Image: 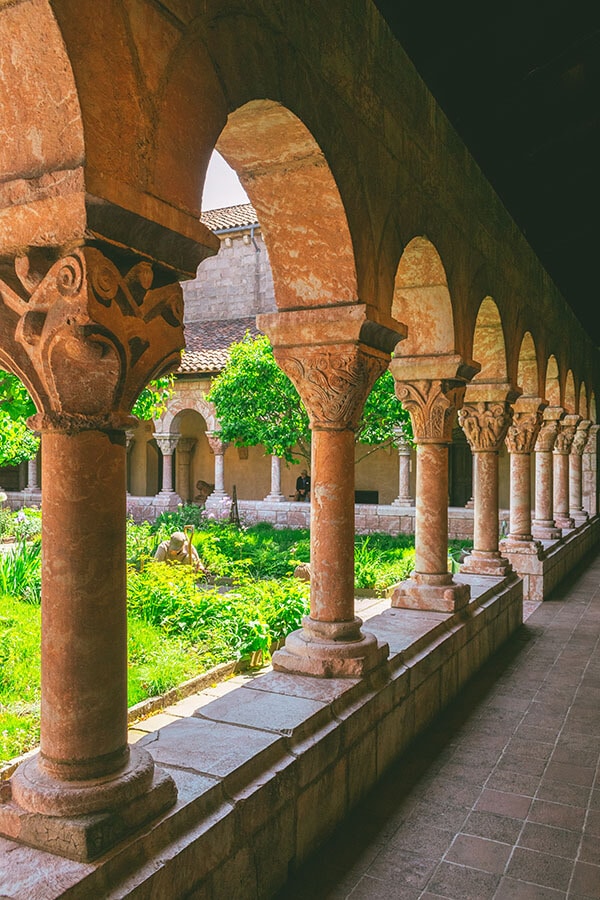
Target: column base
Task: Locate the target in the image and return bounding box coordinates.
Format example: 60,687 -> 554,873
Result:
554,515 -> 575,530
532,520 -> 562,540
271,616 -> 388,678
0,748 -> 176,862
390,576 -> 470,612
571,510 -> 589,527
499,537 -> 544,558
391,497 -> 414,507
264,492 -> 286,502
460,550 -> 513,577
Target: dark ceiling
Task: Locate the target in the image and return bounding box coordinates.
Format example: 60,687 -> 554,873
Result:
372,0 -> 600,347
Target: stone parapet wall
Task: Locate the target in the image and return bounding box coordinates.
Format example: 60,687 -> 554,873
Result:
3,575 -> 522,898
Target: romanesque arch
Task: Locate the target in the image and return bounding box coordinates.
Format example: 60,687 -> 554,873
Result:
471,297 -> 508,381
391,237 -> 455,356
564,369 -> 576,413
545,355 -> 561,406
579,382 -> 588,418
517,331 -> 539,396
157,394 -> 217,435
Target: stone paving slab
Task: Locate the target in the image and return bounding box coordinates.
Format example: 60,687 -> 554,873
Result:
277,549 -> 600,900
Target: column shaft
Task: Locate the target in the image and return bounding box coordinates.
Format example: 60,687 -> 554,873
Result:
553,452 -> 572,527
414,443 -> 450,578
509,452 -> 532,540
473,451 -> 499,552
214,452 -> 225,494
40,430 -> 128,779
534,450 -> 554,527
310,430 -> 355,622
161,452 -> 174,493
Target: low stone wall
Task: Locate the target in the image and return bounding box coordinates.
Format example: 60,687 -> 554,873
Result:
503,516 -> 600,601
2,574 -> 523,898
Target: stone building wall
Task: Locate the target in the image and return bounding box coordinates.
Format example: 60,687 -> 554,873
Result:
182,228 -> 276,323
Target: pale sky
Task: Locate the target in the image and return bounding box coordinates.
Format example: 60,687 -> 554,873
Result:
201,151 -> 250,211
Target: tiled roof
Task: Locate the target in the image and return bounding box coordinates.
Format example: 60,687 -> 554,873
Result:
179,317 -> 262,374
200,203 -> 258,232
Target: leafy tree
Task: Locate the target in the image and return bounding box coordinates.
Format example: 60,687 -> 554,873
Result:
132,375 -> 174,421
208,335 -> 311,463
208,335 -> 413,463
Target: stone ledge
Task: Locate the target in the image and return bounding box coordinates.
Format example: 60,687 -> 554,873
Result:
0,575 -> 522,899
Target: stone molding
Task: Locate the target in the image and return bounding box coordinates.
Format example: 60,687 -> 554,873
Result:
554,414 -> 580,454
535,406 -> 565,452
459,400 -> 513,452
504,399 -> 546,454
0,244 -> 184,434
394,379 -> 467,443
274,344 -> 388,431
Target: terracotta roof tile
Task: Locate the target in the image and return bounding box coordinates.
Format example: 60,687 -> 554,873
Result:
200,203 -> 258,232
179,317 -> 263,374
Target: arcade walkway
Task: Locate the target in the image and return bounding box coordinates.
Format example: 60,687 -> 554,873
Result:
277,550 -> 600,900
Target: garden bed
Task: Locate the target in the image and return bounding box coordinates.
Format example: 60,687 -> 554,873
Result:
0,505 -> 471,768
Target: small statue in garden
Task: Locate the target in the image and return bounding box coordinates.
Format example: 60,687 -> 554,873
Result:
154,531 -> 207,574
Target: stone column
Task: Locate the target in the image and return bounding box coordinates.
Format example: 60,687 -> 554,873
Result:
569,420 -> 591,525
391,426 -> 414,506
265,454 -> 285,501
205,431 -> 229,500
389,356 -> 474,611
582,424 -> 600,517
153,432 -> 179,495
125,429 -> 135,495
499,398 -> 546,551
258,305 -> 404,677
532,407 -> 564,539
553,414 -> 580,530
176,437 -> 196,504
0,244 -> 186,860
459,387 -> 517,576
27,451 -> 40,490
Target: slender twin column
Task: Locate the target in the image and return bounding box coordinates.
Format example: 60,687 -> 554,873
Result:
459,387 -> 517,577
153,432 -> 180,494
265,454 -> 285,501
569,419 -> 591,525
500,398 -> 546,552
582,424 -> 600,517
553,414 -> 580,530
532,407 -> 564,539
258,305 -> 403,676
26,453 -> 40,491
0,243 -> 187,859
205,431 -> 229,500
392,426 -> 414,506
389,359 -> 473,611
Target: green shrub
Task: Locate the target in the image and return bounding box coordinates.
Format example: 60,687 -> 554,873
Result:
0,541 -> 42,605
0,507 -> 13,541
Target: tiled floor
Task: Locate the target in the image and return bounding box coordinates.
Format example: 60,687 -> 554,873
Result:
276,550 -> 600,900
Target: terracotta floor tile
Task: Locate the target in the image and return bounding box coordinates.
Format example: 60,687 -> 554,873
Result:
445,833 -> 512,874
570,861 -> 600,899
517,821 -> 581,858
475,789 -> 533,819
493,877 -> 566,899
426,861 -> 500,899
506,847 -> 574,891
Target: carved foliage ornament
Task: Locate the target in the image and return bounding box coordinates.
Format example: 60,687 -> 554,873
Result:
535,419 -> 559,452
206,432 -> 228,455
274,346 -> 387,431
458,401 -> 513,452
554,423 -> 577,454
394,379 -> 465,443
0,246 -> 184,432
571,422 -> 591,456
505,410 -> 544,454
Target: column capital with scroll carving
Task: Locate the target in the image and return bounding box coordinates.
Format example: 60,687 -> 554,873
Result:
0,242 -> 184,434
571,419 -> 591,456
153,433 -> 180,457
505,397 -> 547,454
259,304 -> 405,433
554,414 -> 581,455
206,431 -> 228,456
534,406 -> 565,452
458,383 -> 519,453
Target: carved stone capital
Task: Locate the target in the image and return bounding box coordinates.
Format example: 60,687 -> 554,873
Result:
554,414 -> 580,455
459,401 -> 513,452
394,379 -> 466,443
274,343 -> 388,431
0,244 -> 184,434
153,433 -> 180,456
176,437 -> 197,455
206,431 -> 228,455
571,420 -> 591,456
505,399 -> 546,454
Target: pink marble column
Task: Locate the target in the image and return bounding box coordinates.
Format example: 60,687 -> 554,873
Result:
392,427 -> 414,506
154,432 -> 179,494
389,375 -> 471,611
532,407 -> 563,539
500,399 -> 545,550
176,436 -> 196,503
265,454 -> 285,501
258,305 -> 404,677
553,414 -> 580,530
206,431 -> 229,499
582,424 -> 600,517
459,392 -> 516,576
0,244 -> 185,859
569,420 -> 591,525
